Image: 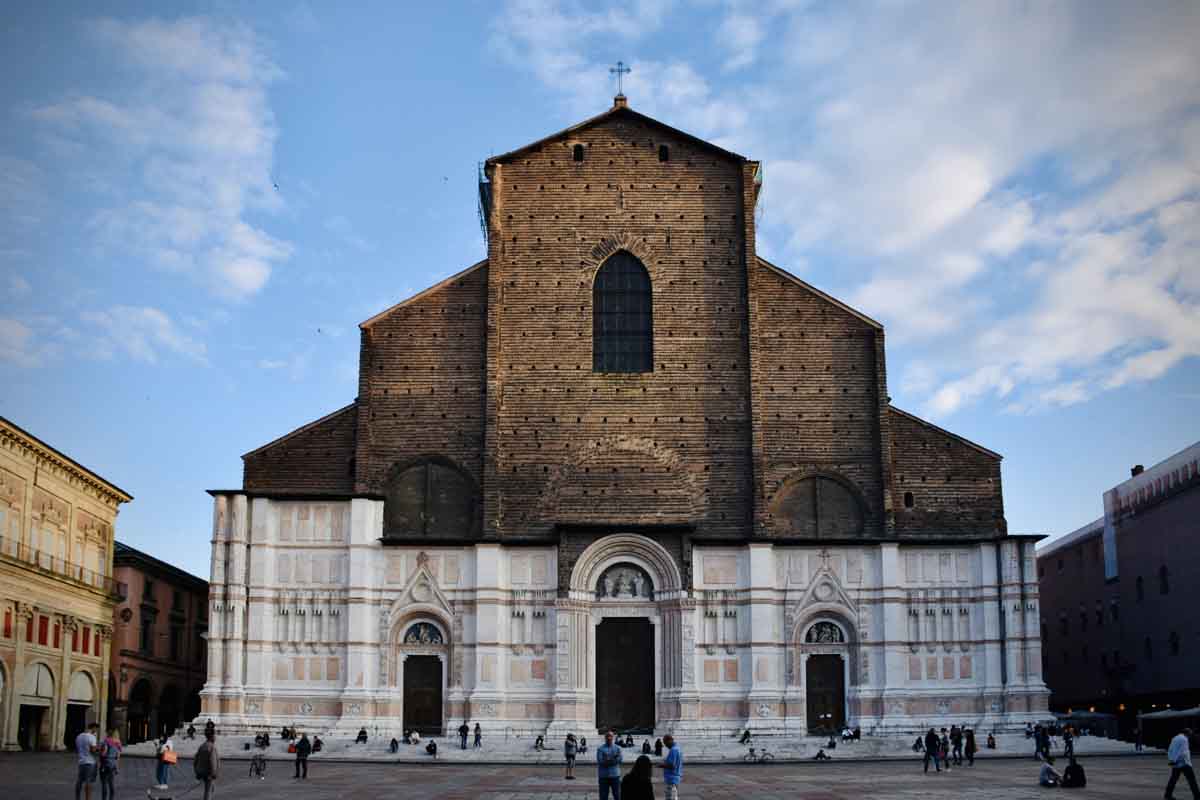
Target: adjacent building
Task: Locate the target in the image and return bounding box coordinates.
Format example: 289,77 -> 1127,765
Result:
0,417 -> 131,750
202,96 -> 1047,739
108,542 -> 207,743
1038,441 -> 1200,733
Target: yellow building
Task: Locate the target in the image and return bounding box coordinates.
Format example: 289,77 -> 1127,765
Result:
0,417 -> 131,750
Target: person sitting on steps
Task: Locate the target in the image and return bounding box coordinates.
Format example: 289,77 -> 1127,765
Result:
425,739 -> 437,758
814,749 -> 831,761
355,728 -> 368,744
739,729 -> 752,745
534,735 -> 546,751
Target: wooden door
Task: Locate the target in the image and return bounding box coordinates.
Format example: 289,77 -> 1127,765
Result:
805,654 -> 845,734
596,618 -> 654,733
403,655 -> 443,734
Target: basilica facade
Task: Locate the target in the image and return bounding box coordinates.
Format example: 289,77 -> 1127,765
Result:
201,97 -> 1048,738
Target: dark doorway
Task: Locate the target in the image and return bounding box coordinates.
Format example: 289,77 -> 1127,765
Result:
596,618 -> 654,733
403,655 -> 443,735
64,704 -> 88,749
17,705 -> 47,751
127,679 -> 153,744
806,654 -> 845,734
159,685 -> 181,738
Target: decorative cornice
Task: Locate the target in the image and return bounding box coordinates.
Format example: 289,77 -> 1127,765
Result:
1,418 -> 133,508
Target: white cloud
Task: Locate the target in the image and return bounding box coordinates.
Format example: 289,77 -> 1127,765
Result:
80,305 -> 208,365
30,17 -> 289,301
0,319 -> 42,366
491,0 -> 1200,417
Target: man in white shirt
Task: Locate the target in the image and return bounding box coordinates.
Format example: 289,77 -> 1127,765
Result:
74,722 -> 100,800
1165,728 -> 1198,800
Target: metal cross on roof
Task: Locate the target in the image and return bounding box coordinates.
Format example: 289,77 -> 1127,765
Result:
610,60 -> 631,95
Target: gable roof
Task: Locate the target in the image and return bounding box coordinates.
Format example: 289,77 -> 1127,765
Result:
359,259 -> 487,329
486,100 -> 748,166
242,401 -> 357,460
889,405 -> 1003,460
756,256 -> 884,330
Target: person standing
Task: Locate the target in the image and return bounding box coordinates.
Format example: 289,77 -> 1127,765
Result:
1063,726 -> 1074,760
964,728 -> 977,766
1164,728 -> 1199,800
597,730 -> 624,800
458,721 -> 470,750
923,728 -> 941,773
621,755 -> 656,800
564,734 -> 578,781
154,732 -> 174,789
74,722 -> 100,800
658,734 -> 683,800
194,730 -> 221,800
474,723 -> 483,749
294,732 -> 312,780
950,725 -> 962,765
98,727 -> 122,800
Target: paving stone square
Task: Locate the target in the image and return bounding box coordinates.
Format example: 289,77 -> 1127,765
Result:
1,752 -> 1172,800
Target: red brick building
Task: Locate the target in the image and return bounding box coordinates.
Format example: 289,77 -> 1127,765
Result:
203,97 -> 1046,738
1037,441 -> 1200,733
108,542 -> 207,743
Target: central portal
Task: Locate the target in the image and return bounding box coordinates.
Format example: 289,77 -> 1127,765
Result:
595,618 -> 654,733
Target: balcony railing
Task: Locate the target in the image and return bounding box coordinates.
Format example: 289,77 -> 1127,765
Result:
0,535 -> 126,600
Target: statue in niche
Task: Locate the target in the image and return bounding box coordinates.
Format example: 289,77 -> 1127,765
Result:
403,622 -> 443,645
805,621 -> 844,644
595,563 -> 654,600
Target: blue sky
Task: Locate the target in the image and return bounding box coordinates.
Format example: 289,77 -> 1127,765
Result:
2,1 -> 1197,580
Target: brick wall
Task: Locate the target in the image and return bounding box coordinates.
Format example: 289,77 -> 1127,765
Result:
354,262 -> 489,518
482,109 -> 755,539
888,407 -> 1004,537
243,403 -> 357,494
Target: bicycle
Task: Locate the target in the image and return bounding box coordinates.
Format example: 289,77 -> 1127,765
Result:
249,753 -> 267,780
744,746 -> 774,763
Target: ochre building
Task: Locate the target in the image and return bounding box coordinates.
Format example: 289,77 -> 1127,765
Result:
203,97 -> 1048,738
0,417 -> 131,750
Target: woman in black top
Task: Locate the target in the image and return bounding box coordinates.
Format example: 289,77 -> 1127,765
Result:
621,755 -> 655,800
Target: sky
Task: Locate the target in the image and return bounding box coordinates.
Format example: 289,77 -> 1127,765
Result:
1,1 -> 1197,580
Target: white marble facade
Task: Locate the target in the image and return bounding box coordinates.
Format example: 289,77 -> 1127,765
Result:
200,493 -> 1048,736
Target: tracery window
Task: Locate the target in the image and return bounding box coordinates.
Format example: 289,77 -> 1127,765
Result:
805,621 -> 845,643
593,251 -> 653,373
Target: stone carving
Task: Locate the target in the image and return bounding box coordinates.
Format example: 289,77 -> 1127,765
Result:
757,703 -> 771,718
348,703 -> 362,715
595,563 -> 654,600
476,702 -> 496,716
247,700 -> 260,713
404,622 -> 444,645
300,702 -> 313,714
805,621 -> 844,644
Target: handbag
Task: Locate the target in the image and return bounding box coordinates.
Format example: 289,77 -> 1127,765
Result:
162,749 -> 178,765
288,743 -> 297,754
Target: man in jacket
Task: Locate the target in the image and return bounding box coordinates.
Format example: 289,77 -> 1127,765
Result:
923,728 -> 941,773
1164,728 -> 1198,800
596,729 -> 624,800
458,721 -> 470,749
194,731 -> 221,800
294,733 -> 312,780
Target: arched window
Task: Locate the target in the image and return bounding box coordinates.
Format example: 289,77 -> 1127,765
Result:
658,144 -> 669,162
1159,565 -> 1169,595
771,474 -> 865,538
1136,576 -> 1144,601
573,143 -> 585,162
903,491 -> 914,508
593,251 -> 652,373
383,458 -> 478,538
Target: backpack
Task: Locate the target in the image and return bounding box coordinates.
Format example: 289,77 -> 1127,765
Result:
194,743 -> 211,779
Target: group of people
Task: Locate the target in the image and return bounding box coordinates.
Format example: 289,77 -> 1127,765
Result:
593,729 -> 683,800
918,725 -> 979,772
457,722 -> 484,749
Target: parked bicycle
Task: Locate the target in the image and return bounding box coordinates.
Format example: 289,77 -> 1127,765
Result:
744,746 -> 774,763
